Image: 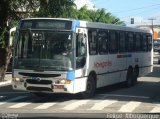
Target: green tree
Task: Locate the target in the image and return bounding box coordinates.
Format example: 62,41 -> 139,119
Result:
0,0 -> 39,81
34,1 -> 125,25
0,0 -> 10,47
0,0 -> 39,47
35,0 -> 75,18
76,6 -> 92,21
74,7 -> 125,25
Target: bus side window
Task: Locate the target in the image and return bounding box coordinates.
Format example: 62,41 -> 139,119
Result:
119,31 -> 126,53
76,33 -> 86,57
135,33 -> 141,52
109,30 -> 118,54
76,32 -> 87,69
98,30 -> 108,55
127,32 -> 134,52
147,34 -> 152,51
88,29 -> 97,55
142,34 -> 148,52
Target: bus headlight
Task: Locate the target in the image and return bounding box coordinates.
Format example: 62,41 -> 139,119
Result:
55,79 -> 65,84
59,79 -> 66,84
55,79 -> 71,84
12,77 -> 24,82
12,77 -> 20,81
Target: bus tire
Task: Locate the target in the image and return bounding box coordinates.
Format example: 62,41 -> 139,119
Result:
126,68 -> 133,87
80,75 -> 96,99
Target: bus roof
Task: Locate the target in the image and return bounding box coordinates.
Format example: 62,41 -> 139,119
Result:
21,18 -> 152,34
81,21 -> 151,34
22,18 -> 72,21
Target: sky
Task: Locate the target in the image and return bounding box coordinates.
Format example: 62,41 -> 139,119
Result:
75,0 -> 160,25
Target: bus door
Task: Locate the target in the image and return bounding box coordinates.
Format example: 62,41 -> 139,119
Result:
75,28 -> 88,76
73,28 -> 88,92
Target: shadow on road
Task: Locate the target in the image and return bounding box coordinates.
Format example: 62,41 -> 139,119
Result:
2,79 -> 160,105
96,81 -> 160,103
146,65 -> 160,78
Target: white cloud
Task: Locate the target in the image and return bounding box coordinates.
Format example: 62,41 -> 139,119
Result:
74,0 -> 95,10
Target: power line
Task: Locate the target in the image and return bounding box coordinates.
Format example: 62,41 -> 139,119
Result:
120,6 -> 160,19
91,1 -> 160,15
112,3 -> 160,13
91,0 -> 160,19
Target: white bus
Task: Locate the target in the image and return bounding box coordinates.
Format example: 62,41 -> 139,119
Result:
12,18 -> 153,98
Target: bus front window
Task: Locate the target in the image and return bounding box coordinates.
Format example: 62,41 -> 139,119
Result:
14,30 -> 74,71
76,33 -> 87,69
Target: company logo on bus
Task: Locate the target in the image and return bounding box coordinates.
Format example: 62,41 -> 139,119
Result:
94,61 -> 112,68
33,77 -> 41,81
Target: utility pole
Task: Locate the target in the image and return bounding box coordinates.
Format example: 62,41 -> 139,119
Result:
148,18 -> 156,33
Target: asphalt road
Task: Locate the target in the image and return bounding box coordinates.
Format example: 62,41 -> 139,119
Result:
0,65 -> 160,119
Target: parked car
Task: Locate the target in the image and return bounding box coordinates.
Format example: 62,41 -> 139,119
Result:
154,42 -> 160,53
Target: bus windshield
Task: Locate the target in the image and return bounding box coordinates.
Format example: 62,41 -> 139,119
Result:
14,30 -> 74,71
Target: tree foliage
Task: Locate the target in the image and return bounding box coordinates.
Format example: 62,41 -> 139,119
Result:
35,0 -> 75,18
0,0 -> 39,47
0,0 -> 125,47
34,1 -> 125,25
74,7 -> 125,25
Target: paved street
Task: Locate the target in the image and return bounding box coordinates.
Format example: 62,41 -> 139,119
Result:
0,65 -> 160,118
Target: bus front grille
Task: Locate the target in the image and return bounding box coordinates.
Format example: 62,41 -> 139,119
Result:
26,79 -> 52,85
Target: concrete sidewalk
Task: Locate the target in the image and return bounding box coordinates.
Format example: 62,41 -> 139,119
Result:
0,74 -> 12,87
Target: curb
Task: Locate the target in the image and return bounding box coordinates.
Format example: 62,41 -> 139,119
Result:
0,80 -> 12,87
0,74 -> 12,87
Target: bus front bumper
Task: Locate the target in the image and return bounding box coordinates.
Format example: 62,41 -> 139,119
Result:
12,80 -> 72,94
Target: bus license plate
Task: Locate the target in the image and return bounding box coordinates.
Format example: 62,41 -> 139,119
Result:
15,81 -> 23,85
54,85 -> 64,89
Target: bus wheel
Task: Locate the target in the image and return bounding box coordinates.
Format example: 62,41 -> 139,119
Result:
32,92 -> 48,97
126,68 -> 133,87
81,75 -> 96,99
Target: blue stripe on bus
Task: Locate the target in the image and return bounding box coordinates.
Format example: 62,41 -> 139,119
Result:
72,20 -> 80,32
67,71 -> 75,81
